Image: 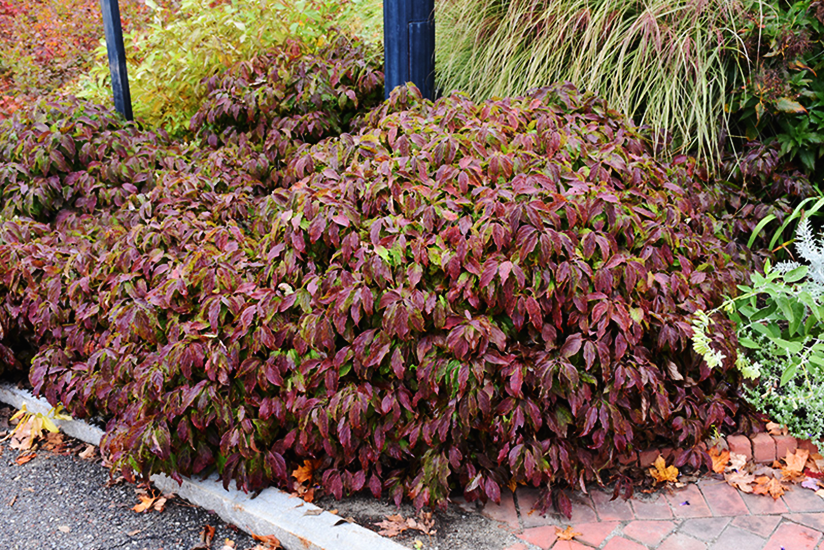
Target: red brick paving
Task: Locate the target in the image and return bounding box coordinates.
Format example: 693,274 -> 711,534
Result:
732,515 -> 783,538
570,521 -> 619,546
631,494 -> 674,520
482,462 -> 824,550
665,484 -> 714,519
678,517 -> 731,541
622,520 -> 677,546
591,490 -> 634,521
698,479 -> 750,516
516,525 -> 558,549
601,536 -> 647,550
740,490 -> 790,515
762,522 -> 822,550
658,532 -> 708,550
786,513 -> 824,532
783,488 -> 824,513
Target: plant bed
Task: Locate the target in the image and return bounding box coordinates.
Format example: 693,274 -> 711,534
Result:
0,81 -> 796,516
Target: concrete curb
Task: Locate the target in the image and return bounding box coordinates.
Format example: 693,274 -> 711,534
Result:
0,383 -> 406,550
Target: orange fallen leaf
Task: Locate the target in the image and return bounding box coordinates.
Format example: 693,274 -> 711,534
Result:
291,459 -> 322,484
132,494 -> 157,513
766,422 -> 788,436
250,533 -> 281,549
555,526 -> 583,541
649,456 -> 679,483
15,452 -> 36,465
709,447 -> 730,474
752,476 -> 785,499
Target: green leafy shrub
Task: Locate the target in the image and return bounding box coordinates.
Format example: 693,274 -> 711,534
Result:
0,97 -> 183,223
76,0 -> 344,137
693,217 -> 824,445
190,33 -> 383,176
729,0 -> 824,177
0,84 -> 786,513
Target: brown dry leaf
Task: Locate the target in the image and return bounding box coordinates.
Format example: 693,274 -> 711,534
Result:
648,456 -> 679,483
753,476 -> 785,499
766,422 -> 788,436
132,494 -> 158,513
250,532 -> 281,549
42,432 -> 65,452
709,447 -> 730,474
410,511 -> 436,535
152,496 -> 168,512
78,445 -> 96,460
555,526 -> 583,541
9,421 -> 33,451
724,471 -> 755,493
816,489 -> 824,499
810,453 -> 824,473
375,514 -> 411,537
727,452 -> 748,472
783,449 -> 810,475
15,452 -> 36,465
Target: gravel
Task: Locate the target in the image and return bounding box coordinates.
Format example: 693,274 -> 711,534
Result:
0,406 -> 256,550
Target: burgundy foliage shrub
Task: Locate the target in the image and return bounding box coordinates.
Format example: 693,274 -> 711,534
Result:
0,84 -> 786,514
189,32 -> 383,187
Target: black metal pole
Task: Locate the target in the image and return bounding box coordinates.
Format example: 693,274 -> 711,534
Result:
100,0 -> 133,120
384,0 -> 435,100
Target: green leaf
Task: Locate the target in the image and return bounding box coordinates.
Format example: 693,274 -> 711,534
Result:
780,362 -> 799,386
775,97 -> 807,113
782,265 -> 809,283
738,337 -> 760,349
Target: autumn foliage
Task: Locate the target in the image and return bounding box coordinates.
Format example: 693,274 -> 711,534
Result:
0,58 -> 794,513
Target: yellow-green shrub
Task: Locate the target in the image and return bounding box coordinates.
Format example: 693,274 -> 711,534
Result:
75,0 -> 342,136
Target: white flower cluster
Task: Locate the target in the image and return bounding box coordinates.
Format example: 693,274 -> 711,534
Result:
690,309 -> 726,369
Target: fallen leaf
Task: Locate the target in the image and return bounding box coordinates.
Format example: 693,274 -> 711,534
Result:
250,533 -> 281,549
724,471 -> 755,493
291,459 -> 321,484
801,478 -> 821,491
132,494 -> 155,513
555,526 -> 583,541
648,456 -> 679,483
219,540 -> 236,550
816,489 -> 824,499
303,508 -> 323,516
783,449 -> 810,475
766,422 -> 788,436
753,476 -> 785,499
15,452 -> 36,465
376,514 -> 411,537
153,496 -> 168,512
57,525 -> 70,533
709,447 -> 730,474
728,452 -> 748,472
78,445 -> 96,460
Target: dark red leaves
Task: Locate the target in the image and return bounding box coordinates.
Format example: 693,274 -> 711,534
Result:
0,80 -> 776,515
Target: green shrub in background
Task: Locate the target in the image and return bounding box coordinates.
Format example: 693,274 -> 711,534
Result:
75,0 -> 345,137
729,0 -> 824,179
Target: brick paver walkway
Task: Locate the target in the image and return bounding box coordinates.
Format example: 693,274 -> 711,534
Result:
460,478 -> 824,550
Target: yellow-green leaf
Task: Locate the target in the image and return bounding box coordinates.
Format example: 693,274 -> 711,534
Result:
775,98 -> 807,113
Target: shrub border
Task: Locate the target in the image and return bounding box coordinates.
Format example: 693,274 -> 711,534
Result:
0,383 -> 405,550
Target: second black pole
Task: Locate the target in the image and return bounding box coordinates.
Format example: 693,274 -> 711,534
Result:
383,0 -> 435,100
